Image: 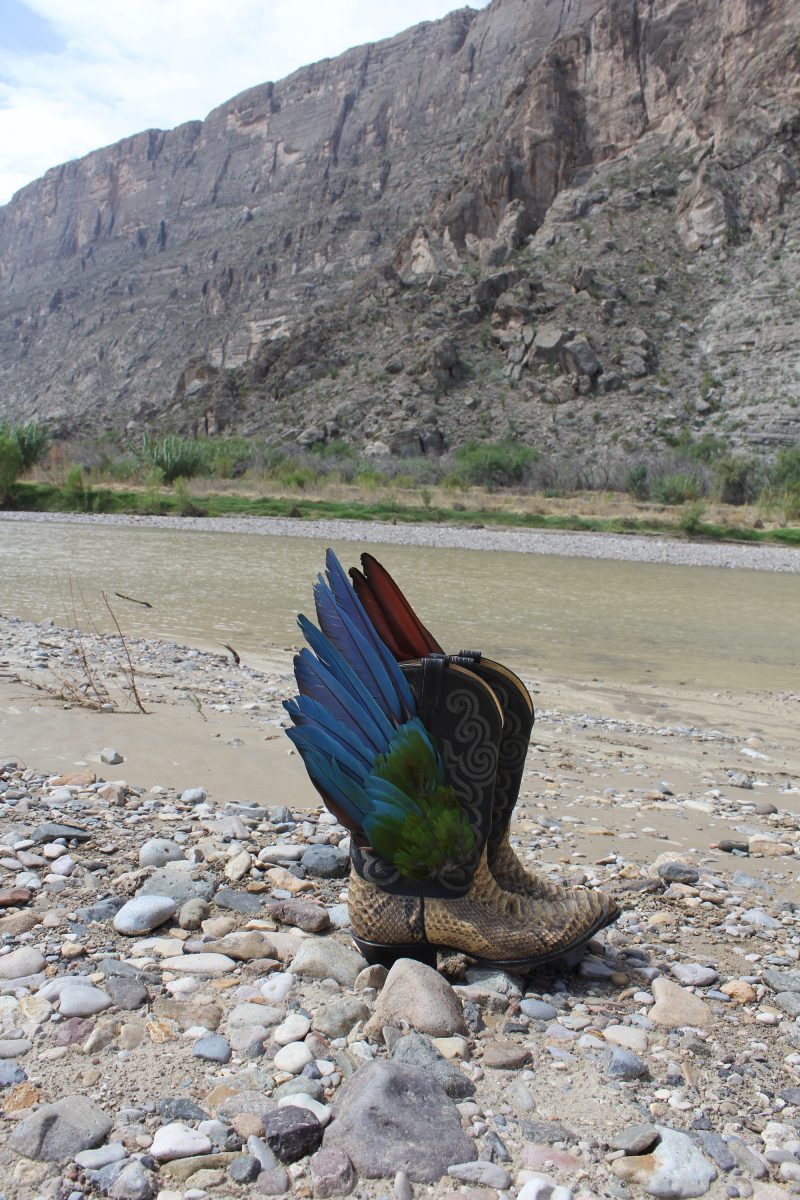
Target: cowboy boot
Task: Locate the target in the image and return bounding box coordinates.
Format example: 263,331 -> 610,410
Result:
450,651 -> 578,901
348,656 -> 617,969
348,555 -> 612,906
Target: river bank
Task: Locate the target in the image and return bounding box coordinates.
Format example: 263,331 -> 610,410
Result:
0,550 -> 798,1200
1,509 -> 798,572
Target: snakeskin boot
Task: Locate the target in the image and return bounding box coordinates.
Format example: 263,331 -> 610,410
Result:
451,651 -> 583,902
348,656 -> 618,969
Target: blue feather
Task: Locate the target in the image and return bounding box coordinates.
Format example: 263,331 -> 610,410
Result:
283,696 -> 373,770
324,550 -> 415,716
314,576 -> 407,723
284,554 -> 475,881
293,650 -> 387,756
298,616 -> 395,743
284,723 -> 367,782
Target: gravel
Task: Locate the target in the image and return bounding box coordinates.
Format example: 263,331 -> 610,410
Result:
0,510 -> 796,571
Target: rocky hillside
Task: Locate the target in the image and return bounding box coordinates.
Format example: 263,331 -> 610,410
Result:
0,0 -> 798,464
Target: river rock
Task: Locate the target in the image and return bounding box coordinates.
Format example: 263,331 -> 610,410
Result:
366,959 -> 468,1037
324,1060 -> 475,1182
649,977 -> 711,1028
138,866 -> 216,905
604,1025 -> 649,1053
75,1142 -> 127,1169
0,946 -> 45,979
211,931 -> 276,961
448,1161 -> 512,1189
263,1107 -> 323,1162
310,1145 -> 356,1197
139,838 -> 185,868
0,1061 -> 26,1087
58,984 -> 113,1016
671,963 -> 718,987
301,846 -> 349,878
113,895 -> 177,935
8,1095 -> 112,1161
108,1160 -> 157,1199
274,1012 -> 312,1045
193,1034 -> 231,1063
605,1046 -> 648,1080
390,1031 -> 475,1098
265,898 -> 331,933
291,938 -> 367,987
314,997 -> 371,1039
150,1122 -> 213,1161
612,1126 -> 717,1197
273,1041 -> 313,1074
163,953 -> 236,975
520,999 -> 559,1021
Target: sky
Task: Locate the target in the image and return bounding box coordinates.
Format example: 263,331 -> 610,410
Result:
0,0 -> 491,206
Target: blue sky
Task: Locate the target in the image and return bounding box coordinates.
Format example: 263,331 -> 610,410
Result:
0,0 -> 490,206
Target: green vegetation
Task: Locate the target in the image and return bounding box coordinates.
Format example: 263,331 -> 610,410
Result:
0,432 -> 23,503
0,421 -> 49,502
3,424 -> 798,546
5,480 -> 799,547
447,441 -> 540,490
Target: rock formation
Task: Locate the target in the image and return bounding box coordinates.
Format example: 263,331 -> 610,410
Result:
0,0 -> 798,460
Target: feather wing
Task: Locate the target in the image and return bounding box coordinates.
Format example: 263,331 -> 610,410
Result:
357,553 -> 443,659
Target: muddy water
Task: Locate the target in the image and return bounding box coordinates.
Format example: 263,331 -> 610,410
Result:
2,518 -> 797,692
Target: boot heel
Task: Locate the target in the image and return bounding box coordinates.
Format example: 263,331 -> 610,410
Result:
352,936 -> 438,970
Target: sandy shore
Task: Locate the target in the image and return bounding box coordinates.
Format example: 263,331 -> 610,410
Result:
1,509 -> 798,572
1,609 -> 800,1199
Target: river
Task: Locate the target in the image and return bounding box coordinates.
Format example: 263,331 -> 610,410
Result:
2,517 -> 797,694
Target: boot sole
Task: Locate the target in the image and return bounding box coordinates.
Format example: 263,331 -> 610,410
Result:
352,901 -> 619,973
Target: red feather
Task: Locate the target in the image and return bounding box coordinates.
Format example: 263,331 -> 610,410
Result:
349,569 -> 409,659
357,554 -> 443,659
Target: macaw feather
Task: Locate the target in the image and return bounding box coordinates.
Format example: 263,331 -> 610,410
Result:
285,551 -> 473,883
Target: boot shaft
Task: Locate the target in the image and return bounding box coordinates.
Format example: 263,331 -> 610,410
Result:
350,657 -> 502,899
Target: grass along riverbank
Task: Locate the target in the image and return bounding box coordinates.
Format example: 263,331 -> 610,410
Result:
6,478 -> 800,546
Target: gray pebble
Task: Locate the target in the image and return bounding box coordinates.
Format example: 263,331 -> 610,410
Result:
192,1034 -> 232,1063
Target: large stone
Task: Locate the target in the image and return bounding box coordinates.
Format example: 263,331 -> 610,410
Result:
139,838 -> 185,868
291,939 -> 367,987
649,977 -> 711,1028
391,1031 -> 475,1098
265,898 -> 332,934
310,1145 -> 356,1197
137,867 -> 216,905
113,895 -> 177,935
0,946 -> 45,979
612,1126 -> 717,1197
366,959 -> 467,1037
150,1122 -> 213,1161
8,1095 -> 112,1161
324,1061 -> 475,1182
263,1107 -> 323,1163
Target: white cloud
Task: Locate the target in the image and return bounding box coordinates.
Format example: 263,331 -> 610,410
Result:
0,0 -> 490,205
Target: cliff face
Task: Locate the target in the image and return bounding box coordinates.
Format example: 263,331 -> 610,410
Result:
0,0 -> 798,459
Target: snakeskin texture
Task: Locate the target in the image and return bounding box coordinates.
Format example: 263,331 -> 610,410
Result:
348,850 -> 618,967
348,868 -> 425,944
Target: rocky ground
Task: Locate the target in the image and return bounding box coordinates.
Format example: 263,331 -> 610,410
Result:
1,616 -> 799,1200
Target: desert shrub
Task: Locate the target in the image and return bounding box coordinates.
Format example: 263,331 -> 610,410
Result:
451,440 -> 539,490
277,465 -> 320,490
679,500 -> 705,535
770,445 -> 800,491
713,456 -> 763,505
138,433 -> 210,483
63,464 -> 92,511
4,422 -> 50,469
625,463 -> 649,499
0,433 -> 23,503
653,473 -> 700,504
